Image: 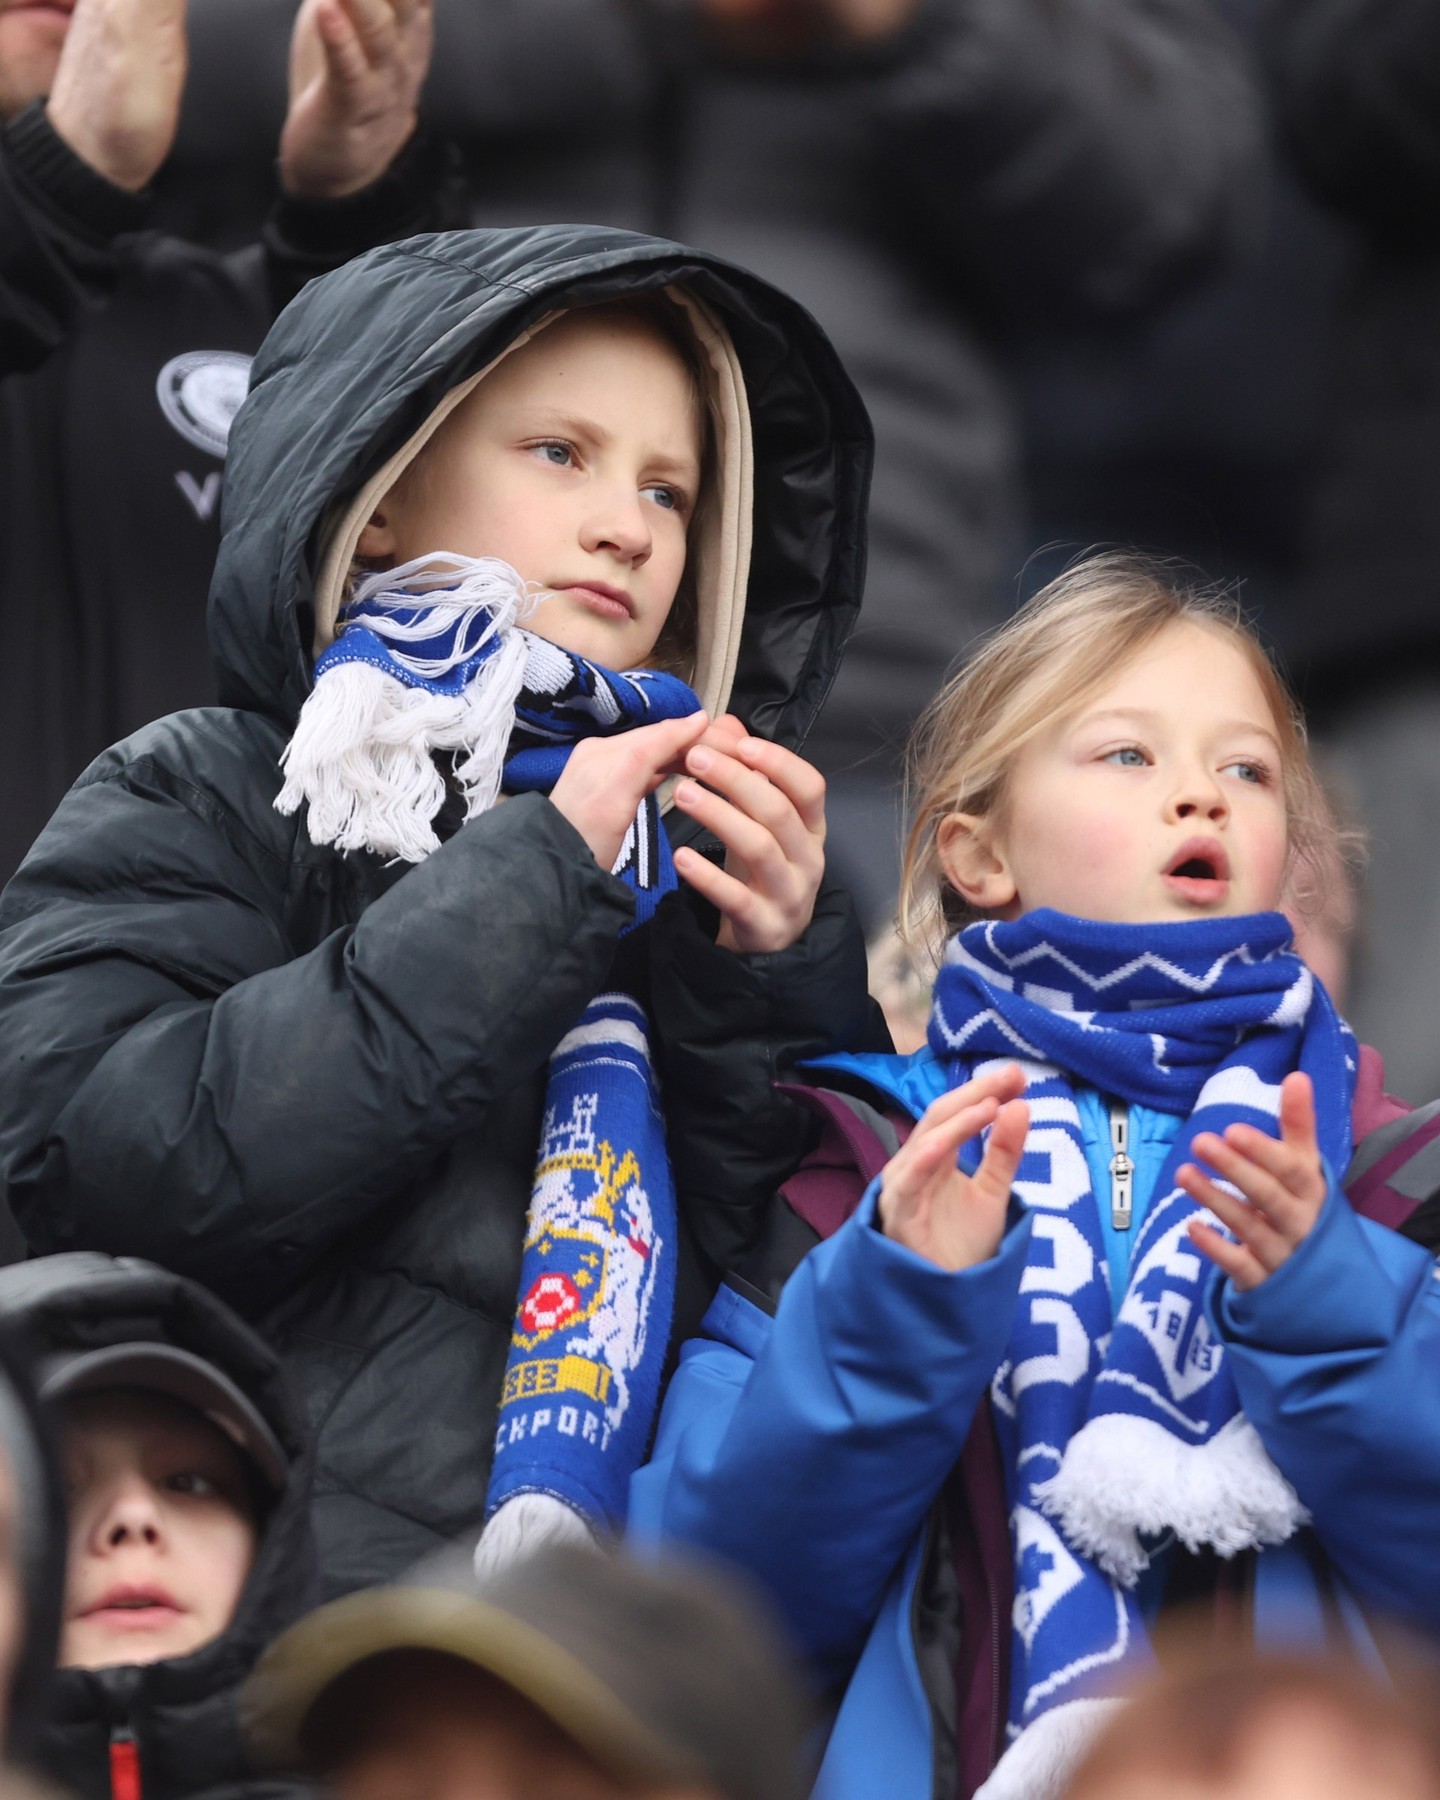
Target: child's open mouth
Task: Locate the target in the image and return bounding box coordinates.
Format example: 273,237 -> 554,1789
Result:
1162,839 -> 1231,903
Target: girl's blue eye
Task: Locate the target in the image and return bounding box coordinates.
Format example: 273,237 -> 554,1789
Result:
533,441 -> 574,467
1223,760 -> 1265,784
643,484 -> 681,512
1104,746 -> 1148,768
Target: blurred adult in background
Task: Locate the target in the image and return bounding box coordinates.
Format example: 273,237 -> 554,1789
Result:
243,1543 -> 808,1800
1262,0 -> 1440,1104
0,0 -> 443,885
170,0 -> 1264,928
0,1252 -> 318,1800
1014,0 -> 1351,643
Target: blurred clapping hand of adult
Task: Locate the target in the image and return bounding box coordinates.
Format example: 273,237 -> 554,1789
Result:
42,0 -> 189,190
281,0 -> 433,200
37,0 -> 432,200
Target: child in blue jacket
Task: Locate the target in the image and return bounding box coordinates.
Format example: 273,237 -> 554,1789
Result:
631,553 -> 1440,1800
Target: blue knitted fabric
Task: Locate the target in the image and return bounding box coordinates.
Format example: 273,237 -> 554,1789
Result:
289,558 -> 698,1531
929,910 -> 1356,1755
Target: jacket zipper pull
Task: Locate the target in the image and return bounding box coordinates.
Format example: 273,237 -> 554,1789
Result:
109,1725 -> 141,1800
1109,1101 -> 1134,1231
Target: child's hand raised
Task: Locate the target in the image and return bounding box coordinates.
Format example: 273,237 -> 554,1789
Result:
550,712 -> 710,875
1180,1072 -> 1328,1292
670,714 -> 827,955
878,1065 -> 1029,1272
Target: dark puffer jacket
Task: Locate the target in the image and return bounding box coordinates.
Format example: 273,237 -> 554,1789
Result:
0,227 -> 877,1596
0,1253 -> 316,1800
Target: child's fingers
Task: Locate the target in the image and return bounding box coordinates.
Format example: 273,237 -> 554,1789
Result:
1216,1119 -> 1325,1206
1177,1163 -> 1292,1270
899,1099 -> 1000,1186
628,710 -> 710,772
729,736 -> 827,837
970,1099 -> 1030,1208
1278,1071 -> 1318,1154
672,845 -> 754,919
911,1067 -> 1027,1136
696,713 -> 748,756
673,777 -> 791,889
1188,1131 -> 1317,1239
883,1102 -> 1001,1226
681,744 -> 816,866
1188,1219 -> 1267,1292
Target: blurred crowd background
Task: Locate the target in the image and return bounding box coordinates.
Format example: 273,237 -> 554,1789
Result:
7,0 -> 1439,1091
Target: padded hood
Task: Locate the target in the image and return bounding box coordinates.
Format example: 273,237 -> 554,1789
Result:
212,226 -> 872,752
0,1255 -> 317,1800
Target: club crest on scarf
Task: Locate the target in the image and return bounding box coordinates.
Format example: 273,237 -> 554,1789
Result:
929,909 -> 1356,1776
276,554 -> 696,1536
489,995 -> 675,1527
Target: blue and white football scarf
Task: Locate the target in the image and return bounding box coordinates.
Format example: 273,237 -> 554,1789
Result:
928,909 -> 1356,1798
276,552 -> 690,1533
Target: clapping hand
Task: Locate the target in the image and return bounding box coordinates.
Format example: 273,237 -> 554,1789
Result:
280,0 -> 432,200
672,714 -> 827,955
46,0 -> 189,192
1181,1072 -> 1328,1292
878,1065 -> 1030,1272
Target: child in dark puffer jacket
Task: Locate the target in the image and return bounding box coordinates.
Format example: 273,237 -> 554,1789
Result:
0,226 -> 879,1594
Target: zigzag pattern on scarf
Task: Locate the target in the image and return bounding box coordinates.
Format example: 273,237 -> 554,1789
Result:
930,909 -> 1357,1788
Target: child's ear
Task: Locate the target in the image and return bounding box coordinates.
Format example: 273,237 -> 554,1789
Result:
355,507 -> 398,566
936,812 -> 1017,914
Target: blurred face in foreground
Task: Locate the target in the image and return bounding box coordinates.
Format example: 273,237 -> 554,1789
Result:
1081,1699 -> 1440,1800
0,0 -> 73,121
329,1652 -> 718,1800
60,1391 -> 258,1669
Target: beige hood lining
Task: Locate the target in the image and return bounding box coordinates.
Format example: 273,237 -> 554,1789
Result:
311,286 -> 753,735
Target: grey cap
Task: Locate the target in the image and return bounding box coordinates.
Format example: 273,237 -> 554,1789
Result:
40,1343 -> 288,1496
242,1543 -> 810,1800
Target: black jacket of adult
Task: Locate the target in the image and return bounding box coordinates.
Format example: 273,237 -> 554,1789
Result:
169,0 -> 1262,779
0,103 -> 451,884
1263,0 -> 1440,696
0,225 -> 876,1597
0,1253 -> 317,1800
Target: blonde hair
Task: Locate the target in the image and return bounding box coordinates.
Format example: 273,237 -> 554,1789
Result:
899,552 -> 1353,960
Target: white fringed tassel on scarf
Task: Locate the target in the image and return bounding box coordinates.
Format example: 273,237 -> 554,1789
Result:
472,1492 -> 600,1582
1034,1413 -> 1309,1586
974,1699 -> 1120,1800
276,554 -> 535,861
